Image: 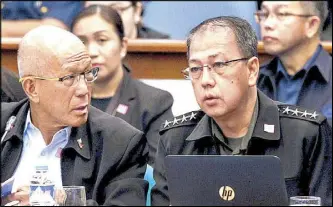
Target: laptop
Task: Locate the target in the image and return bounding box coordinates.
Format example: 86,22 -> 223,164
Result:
165,155 -> 288,206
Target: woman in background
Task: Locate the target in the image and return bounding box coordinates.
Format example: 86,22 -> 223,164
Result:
71,5 -> 174,166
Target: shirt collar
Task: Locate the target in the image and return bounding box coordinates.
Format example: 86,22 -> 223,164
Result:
275,45 -> 328,81
186,90 -> 281,142
210,98 -> 259,148
2,100 -> 90,160
313,45 -> 331,83
23,109 -> 72,145
185,115 -> 212,141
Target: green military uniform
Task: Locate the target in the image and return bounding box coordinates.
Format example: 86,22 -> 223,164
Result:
151,90 -> 332,206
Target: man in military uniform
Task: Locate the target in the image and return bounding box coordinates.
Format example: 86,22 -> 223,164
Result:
1,1 -> 83,37
151,16 -> 332,206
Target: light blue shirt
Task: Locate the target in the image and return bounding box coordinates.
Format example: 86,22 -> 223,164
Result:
12,110 -> 71,192
276,45 -> 322,105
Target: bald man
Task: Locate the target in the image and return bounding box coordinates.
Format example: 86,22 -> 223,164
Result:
1,26 -> 148,206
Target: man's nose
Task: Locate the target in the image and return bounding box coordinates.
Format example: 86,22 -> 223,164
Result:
200,66 -> 215,88
75,75 -> 89,96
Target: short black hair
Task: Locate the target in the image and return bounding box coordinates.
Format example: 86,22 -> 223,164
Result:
71,4 -> 125,41
187,16 -> 258,59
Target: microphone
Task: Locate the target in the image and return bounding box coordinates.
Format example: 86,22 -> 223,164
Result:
1,116 -> 16,143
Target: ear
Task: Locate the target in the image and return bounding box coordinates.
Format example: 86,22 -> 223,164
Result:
120,37 -> 128,60
22,79 -> 40,103
133,2 -> 143,25
247,56 -> 260,87
305,16 -> 321,38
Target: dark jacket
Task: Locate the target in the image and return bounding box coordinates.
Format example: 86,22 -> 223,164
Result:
1,99 -> 149,205
257,47 -> 332,126
1,68 -> 27,102
151,90 -> 332,206
138,24 -> 170,39
99,66 -> 174,166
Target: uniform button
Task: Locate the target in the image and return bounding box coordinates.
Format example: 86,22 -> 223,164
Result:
41,151 -> 46,156
40,6 -> 48,13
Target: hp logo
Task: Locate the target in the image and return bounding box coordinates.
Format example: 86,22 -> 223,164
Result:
219,186 -> 235,201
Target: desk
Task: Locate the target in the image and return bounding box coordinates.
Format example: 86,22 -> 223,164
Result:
1,38 -> 332,79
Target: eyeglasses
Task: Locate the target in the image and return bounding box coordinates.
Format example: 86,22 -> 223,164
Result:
254,11 -> 314,23
19,67 -> 99,87
182,58 -> 249,80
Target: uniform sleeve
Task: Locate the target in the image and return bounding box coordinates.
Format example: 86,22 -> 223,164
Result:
151,137 -> 171,206
308,120 -> 332,206
145,91 -> 174,166
42,1 -> 84,28
102,131 -> 149,206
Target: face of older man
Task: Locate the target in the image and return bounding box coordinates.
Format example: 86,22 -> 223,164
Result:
188,28 -> 257,120
21,26 -> 93,128
42,47 -> 92,127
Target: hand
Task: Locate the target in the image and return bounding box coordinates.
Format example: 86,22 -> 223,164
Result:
1,186 -> 30,206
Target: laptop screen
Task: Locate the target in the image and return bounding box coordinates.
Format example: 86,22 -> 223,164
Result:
165,155 -> 288,206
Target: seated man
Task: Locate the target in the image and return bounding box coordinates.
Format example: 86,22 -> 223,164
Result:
1,25 -> 148,206
1,67 -> 27,102
84,1 -> 170,39
255,1 -> 332,126
1,1 -> 84,37
151,16 -> 332,206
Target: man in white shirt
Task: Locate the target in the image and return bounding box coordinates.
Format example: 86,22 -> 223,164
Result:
1,25 -> 148,206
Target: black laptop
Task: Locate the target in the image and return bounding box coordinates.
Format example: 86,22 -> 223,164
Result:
165,155 -> 288,206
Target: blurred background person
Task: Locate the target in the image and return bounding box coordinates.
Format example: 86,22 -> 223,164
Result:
71,5 -> 174,166
321,1 -> 332,41
256,1 -> 332,126
1,67 -> 26,102
1,1 -> 84,37
71,7 -> 174,204
84,1 -> 170,39
256,0 -> 332,41
142,1 -> 260,40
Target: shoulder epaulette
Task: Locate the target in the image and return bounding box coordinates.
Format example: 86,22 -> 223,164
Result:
277,104 -> 326,124
159,110 -> 205,133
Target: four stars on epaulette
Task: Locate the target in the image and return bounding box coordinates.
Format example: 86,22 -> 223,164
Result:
163,112 -> 198,128
281,106 -> 318,119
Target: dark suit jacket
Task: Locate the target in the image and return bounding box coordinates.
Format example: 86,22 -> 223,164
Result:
1,99 -> 149,205
99,66 -> 174,166
1,67 -> 27,102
